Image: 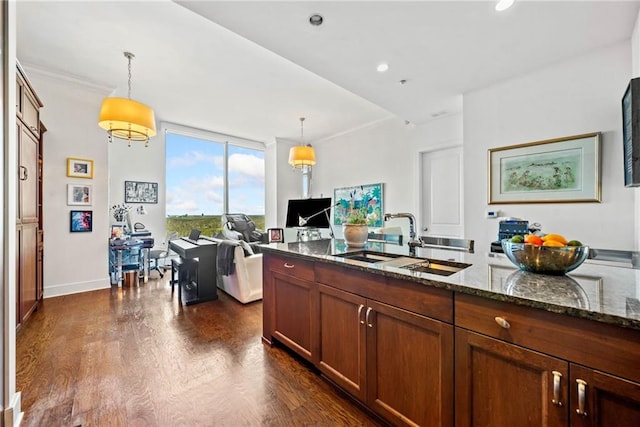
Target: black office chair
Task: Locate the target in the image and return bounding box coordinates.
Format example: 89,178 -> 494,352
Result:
149,232 -> 179,278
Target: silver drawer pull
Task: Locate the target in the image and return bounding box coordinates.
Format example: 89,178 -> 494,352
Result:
283,263 -> 295,269
30,125 -> 37,132
576,379 -> 588,416
552,371 -> 563,407
365,307 -> 373,328
358,304 -> 365,324
494,316 -> 510,329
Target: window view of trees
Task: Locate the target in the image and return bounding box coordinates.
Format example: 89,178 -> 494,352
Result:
165,131 -> 265,237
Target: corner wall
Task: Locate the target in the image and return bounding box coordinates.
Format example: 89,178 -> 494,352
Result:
464,41 -> 633,252
25,70 -> 111,297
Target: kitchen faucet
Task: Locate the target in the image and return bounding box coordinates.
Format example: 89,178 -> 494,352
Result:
383,213 -> 422,249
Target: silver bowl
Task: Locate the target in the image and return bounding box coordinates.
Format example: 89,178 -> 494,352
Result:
501,239 -> 589,275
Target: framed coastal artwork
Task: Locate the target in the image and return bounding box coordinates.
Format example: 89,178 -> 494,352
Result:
333,183 -> 384,227
488,132 -> 601,204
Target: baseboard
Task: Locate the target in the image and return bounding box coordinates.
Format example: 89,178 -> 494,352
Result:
44,277 -> 111,298
3,391 -> 22,427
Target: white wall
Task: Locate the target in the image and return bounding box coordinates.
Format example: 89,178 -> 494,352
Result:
310,114 -> 462,238
464,41 -> 634,252
26,69 -> 112,297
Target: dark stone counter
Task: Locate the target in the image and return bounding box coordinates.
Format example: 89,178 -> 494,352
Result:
261,239 -> 640,331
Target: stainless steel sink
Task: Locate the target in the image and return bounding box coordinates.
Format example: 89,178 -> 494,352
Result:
334,251 -> 471,276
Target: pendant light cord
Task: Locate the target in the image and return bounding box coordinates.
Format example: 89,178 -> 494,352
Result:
300,117 -> 305,145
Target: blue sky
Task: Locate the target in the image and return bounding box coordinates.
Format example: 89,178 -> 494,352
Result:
165,133 -> 265,216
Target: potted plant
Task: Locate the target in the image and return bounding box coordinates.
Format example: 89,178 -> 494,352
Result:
343,207 -> 369,247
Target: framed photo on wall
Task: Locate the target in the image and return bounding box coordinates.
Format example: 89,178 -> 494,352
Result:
125,181 -> 158,204
66,157 -> 94,179
333,183 -> 384,227
67,184 -> 92,206
70,210 -> 93,232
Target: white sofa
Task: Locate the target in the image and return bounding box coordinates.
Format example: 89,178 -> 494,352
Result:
217,243 -> 263,304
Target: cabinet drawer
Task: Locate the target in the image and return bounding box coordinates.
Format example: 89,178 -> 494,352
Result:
455,293 -> 640,383
265,253 -> 314,282
316,263 -> 453,323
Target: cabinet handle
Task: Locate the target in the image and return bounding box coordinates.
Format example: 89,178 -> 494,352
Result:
283,263 -> 294,269
576,379 -> 588,416
365,307 -> 373,328
19,166 -> 28,181
551,371 -> 563,407
358,304 -> 365,324
494,316 -> 510,329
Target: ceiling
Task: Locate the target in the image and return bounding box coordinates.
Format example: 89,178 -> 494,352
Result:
16,1 -> 640,144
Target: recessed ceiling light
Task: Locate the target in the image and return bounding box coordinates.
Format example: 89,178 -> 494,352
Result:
377,63 -> 389,73
309,14 -> 324,26
495,0 -> 515,11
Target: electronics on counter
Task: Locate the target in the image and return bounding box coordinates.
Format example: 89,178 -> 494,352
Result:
490,219 -> 529,253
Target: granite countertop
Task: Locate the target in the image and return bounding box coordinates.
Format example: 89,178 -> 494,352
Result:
261,239 -> 640,331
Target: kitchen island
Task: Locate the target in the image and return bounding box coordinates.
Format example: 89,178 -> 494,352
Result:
261,238 -> 640,427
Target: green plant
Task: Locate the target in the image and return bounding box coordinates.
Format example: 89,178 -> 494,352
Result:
345,207 -> 368,225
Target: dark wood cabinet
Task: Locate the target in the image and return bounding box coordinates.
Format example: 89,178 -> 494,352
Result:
318,282 -> 454,426
263,254 -> 317,362
16,63 -> 43,326
570,364 -> 640,427
455,328 -> 568,427
366,299 -> 453,427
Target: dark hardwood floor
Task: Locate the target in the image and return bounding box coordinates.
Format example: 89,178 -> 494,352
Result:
16,274 -> 384,426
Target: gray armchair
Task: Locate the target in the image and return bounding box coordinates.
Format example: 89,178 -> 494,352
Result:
221,213 -> 267,244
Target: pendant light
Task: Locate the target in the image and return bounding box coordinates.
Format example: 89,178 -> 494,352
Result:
288,117 -> 316,167
98,52 -> 156,147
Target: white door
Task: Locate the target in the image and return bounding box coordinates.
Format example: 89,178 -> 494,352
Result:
420,146 -> 463,238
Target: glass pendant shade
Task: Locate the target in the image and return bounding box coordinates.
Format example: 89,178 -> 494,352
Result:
98,97 -> 156,141
288,145 -> 316,167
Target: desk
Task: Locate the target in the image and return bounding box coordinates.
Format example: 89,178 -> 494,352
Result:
109,237 -> 154,285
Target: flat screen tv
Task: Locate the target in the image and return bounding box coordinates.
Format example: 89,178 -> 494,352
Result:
623,77 -> 640,187
285,198 -> 333,228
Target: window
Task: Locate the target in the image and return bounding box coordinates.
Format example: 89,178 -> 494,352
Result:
165,125 -> 265,237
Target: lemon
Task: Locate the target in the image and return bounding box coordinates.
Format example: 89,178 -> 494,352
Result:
542,233 -> 568,245
542,240 -> 565,247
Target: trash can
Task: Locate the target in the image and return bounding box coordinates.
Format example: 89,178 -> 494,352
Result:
123,270 -> 138,287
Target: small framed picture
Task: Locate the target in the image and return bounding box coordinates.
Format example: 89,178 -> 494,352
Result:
268,228 -> 284,243
110,224 -> 125,239
67,184 -> 92,206
67,157 -> 94,179
70,210 -> 93,232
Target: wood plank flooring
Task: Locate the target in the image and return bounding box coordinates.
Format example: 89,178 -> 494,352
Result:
16,275 -> 384,426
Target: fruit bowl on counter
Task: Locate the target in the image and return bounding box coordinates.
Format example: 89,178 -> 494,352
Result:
501,239 -> 589,275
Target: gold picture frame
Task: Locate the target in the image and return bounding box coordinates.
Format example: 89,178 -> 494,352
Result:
66,157 -> 94,179
488,132 -> 601,204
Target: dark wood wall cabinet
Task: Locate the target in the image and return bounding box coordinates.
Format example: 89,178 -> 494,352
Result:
16,63 -> 44,326
262,252 -> 640,427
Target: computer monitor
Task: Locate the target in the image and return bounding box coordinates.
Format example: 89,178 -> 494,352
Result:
188,229 -> 201,241
285,198 -> 333,228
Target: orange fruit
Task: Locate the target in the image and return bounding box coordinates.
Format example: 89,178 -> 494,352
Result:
542,240 -> 565,247
524,234 -> 544,246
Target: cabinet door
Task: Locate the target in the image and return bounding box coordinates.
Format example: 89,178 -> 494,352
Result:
19,125 -> 38,222
18,224 -> 38,324
570,364 -> 640,427
317,284 -> 367,401
271,270 -> 315,361
367,300 -> 454,427
455,329 -> 568,427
